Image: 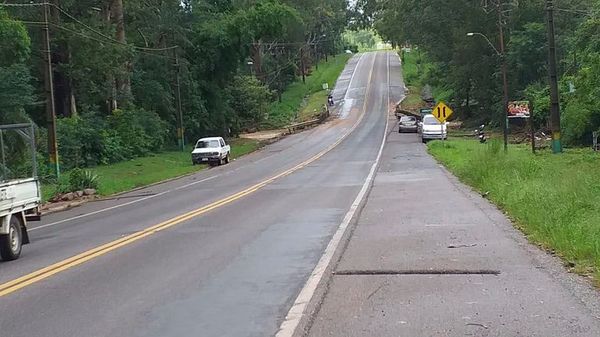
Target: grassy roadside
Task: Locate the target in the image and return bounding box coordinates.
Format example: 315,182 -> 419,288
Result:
42,138 -> 260,202
267,54 -> 352,126
399,51 -> 425,112
428,139 -> 600,285
399,49 -> 453,110
41,55 -> 353,203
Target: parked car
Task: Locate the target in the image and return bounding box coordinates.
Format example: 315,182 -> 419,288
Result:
398,116 -> 418,133
191,137 -> 231,166
419,114 -> 447,143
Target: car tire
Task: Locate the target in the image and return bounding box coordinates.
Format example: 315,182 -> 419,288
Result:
225,153 -> 230,164
0,216 -> 23,261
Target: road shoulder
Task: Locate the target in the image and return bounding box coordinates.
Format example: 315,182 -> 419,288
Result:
302,122 -> 600,336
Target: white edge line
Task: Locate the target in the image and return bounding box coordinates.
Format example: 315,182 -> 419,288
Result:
275,51 -> 391,337
30,175 -> 220,231
343,53 -> 364,101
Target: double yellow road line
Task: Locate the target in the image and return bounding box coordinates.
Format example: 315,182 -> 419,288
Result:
0,53 -> 377,298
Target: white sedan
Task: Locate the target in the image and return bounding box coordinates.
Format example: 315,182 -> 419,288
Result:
419,114 -> 447,143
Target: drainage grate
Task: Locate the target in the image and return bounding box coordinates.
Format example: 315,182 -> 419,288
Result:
335,269 -> 500,276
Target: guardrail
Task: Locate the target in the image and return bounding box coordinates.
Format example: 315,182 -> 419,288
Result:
286,119 -> 321,134
285,105 -> 330,134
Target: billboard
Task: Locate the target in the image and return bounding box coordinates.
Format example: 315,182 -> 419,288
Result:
508,101 -> 531,118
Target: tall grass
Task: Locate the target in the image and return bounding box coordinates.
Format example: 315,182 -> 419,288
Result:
43,138 -> 260,201
266,54 -> 352,128
429,140 -> 600,284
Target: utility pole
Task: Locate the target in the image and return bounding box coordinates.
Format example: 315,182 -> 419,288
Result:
546,0 -> 562,153
498,1 -> 509,152
300,46 -> 306,84
174,52 -> 184,151
42,3 -> 60,177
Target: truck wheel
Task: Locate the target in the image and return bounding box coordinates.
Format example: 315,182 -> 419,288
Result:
225,153 -> 230,164
0,216 -> 22,261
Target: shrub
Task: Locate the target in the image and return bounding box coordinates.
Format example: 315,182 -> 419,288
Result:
56,113 -> 106,169
68,168 -> 99,191
107,108 -> 168,158
56,108 -> 168,169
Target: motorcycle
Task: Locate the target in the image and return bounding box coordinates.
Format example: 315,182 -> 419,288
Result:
327,95 -> 334,106
475,124 -> 486,143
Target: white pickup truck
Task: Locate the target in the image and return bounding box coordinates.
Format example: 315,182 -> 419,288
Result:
0,178 -> 40,260
0,124 -> 41,261
191,137 -> 231,166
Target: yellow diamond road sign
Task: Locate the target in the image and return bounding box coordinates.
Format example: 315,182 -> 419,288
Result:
432,102 -> 453,123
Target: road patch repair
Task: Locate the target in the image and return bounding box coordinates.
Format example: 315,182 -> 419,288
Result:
299,119 -> 600,336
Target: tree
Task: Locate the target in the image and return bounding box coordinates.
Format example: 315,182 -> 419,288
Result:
0,7 -> 34,123
226,75 -> 273,133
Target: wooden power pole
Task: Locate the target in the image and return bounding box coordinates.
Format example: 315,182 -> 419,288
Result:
43,3 -> 60,177
546,0 -> 562,153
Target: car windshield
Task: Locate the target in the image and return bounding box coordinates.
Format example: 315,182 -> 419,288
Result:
196,140 -> 220,148
400,116 -> 415,122
423,116 -> 441,125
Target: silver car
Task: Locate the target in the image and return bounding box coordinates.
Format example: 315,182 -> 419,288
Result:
398,116 -> 418,133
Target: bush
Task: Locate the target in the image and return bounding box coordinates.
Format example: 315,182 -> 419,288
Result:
226,75 -> 273,133
56,113 -> 106,169
56,108 -> 168,169
107,108 -> 168,158
68,168 -> 99,191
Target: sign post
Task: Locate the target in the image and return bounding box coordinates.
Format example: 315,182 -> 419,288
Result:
508,100 -> 534,153
431,102 -> 454,147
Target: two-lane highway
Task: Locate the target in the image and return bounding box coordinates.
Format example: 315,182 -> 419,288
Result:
0,51 -> 405,337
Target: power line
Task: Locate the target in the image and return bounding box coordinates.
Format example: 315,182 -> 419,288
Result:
555,7 -> 596,17
19,20 -> 176,60
1,2 -> 178,52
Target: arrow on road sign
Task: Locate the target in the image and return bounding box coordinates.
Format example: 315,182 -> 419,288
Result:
432,102 -> 453,123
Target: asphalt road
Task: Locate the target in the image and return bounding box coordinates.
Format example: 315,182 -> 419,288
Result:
0,51 -> 404,337
306,118 -> 600,336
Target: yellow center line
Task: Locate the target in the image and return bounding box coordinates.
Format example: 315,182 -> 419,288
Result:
0,53 -> 377,298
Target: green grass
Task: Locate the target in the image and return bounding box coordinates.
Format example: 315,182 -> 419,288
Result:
401,51 -> 419,86
42,138 -> 260,202
401,85 -> 425,111
400,51 -> 425,112
266,54 -> 352,128
428,139 -> 600,284
298,91 -> 328,122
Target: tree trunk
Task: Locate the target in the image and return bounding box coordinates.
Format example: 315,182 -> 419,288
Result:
102,3 -> 117,112
48,0 -> 77,117
111,0 -> 131,107
251,41 -> 264,82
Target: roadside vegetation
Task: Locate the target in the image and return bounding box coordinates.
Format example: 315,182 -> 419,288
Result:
42,138 -> 259,202
267,54 -> 351,126
428,139 -> 600,285
341,29 -> 382,52
361,0 -> 600,141
1,1 -> 353,199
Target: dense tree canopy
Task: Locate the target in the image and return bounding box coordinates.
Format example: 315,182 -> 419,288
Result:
1,0 -> 349,170
366,0 -> 600,144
